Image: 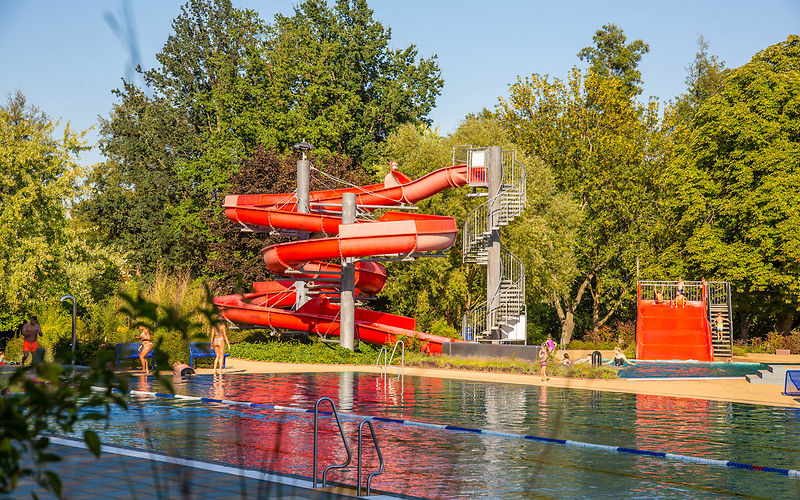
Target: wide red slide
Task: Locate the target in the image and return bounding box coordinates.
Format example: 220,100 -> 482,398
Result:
635,285 -> 713,361
214,165 -> 474,353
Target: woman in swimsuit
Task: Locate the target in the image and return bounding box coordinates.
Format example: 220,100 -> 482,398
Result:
212,322 -> 231,374
137,325 -> 153,373
539,344 -> 549,382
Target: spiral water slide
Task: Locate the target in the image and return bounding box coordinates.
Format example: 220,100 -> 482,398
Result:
213,165 -> 476,353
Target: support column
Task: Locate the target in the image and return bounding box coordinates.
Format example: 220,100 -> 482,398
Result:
340,192 -> 356,350
486,146 -> 502,340
293,141 -> 313,309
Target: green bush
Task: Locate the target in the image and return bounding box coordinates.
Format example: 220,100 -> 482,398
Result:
427,318 -> 461,340
5,336 -> 22,363
229,338 -> 380,364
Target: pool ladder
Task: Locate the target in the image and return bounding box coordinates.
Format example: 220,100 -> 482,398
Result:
376,340 -> 405,378
312,397 -> 384,497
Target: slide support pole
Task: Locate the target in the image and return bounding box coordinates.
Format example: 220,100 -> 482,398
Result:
340,193 -> 356,350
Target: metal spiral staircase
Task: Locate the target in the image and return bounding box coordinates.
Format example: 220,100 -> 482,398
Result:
459,147 -> 527,342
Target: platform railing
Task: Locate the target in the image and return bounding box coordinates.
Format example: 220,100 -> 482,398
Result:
638,280 -> 705,303
312,397 -> 351,489
357,419 -> 384,497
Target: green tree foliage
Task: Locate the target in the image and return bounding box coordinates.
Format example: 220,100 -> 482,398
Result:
498,27 -> 663,343
0,92 -> 123,330
82,0 -> 441,278
577,23 -> 650,95
672,36 -> 729,131
662,35 -> 800,335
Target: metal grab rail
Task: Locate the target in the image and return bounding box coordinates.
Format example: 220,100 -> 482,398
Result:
357,419 -> 384,497
312,397 -> 352,488
375,346 -> 388,376
388,340 -> 405,379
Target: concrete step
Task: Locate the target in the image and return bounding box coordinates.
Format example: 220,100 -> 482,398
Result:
745,364 -> 800,385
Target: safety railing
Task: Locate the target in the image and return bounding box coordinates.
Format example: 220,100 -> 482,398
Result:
312,397 -> 385,495
312,397 -> 351,489
375,346 -> 388,376
463,247 -> 525,341
638,280 -> 705,303
376,341 -> 404,378
357,419 -> 384,497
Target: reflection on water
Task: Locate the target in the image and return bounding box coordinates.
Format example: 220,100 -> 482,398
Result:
78,372 -> 800,499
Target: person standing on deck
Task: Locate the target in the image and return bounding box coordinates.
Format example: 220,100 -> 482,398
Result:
21,316 -> 42,366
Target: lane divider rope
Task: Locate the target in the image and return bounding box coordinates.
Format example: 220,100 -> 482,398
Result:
93,386 -> 800,478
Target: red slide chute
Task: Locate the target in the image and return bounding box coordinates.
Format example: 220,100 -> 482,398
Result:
635,283 -> 714,361
214,165 -> 473,353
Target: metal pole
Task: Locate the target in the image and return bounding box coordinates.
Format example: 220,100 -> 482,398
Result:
60,295 -> 77,367
293,141 -> 314,309
486,146 -> 502,340
340,193 -> 356,350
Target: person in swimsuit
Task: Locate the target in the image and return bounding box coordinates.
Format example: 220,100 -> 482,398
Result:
137,325 -> 154,373
654,286 -> 665,304
172,362 -> 195,377
212,322 -> 231,374
539,344 -> 549,382
608,346 -> 633,367
21,316 -> 42,366
713,313 -> 729,342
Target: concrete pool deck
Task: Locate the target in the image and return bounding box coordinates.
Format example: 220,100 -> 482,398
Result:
193,355 -> 800,409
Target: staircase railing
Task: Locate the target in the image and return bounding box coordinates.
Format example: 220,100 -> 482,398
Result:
312,397 -> 351,489
357,419 -> 384,497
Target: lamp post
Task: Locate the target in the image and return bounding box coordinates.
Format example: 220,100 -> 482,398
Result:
60,295 -> 77,366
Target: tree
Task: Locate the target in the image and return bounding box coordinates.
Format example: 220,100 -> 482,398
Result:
263,0 -> 443,164
498,32 -> 664,343
662,35 -> 800,336
672,36 -> 728,130
84,0 -> 442,277
0,92 -> 123,330
577,23 -> 649,95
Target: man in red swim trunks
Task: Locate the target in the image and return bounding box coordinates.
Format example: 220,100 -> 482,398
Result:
21,316 -> 42,366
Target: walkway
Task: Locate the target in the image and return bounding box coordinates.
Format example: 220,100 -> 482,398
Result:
13,437 -> 396,500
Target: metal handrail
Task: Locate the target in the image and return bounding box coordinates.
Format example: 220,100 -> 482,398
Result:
375,346 -> 388,376
312,397 -> 352,489
357,419 -> 384,497
388,340 -> 405,379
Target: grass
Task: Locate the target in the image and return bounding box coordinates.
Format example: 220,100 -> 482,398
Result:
228,339 -> 618,379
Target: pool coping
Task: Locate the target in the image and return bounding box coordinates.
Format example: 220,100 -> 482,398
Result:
207,359 -> 800,409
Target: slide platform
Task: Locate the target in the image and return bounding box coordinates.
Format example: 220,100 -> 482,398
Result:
214,165 -> 475,353
636,300 -> 713,361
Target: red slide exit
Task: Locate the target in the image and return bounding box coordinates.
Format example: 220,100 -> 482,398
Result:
635,283 -> 714,361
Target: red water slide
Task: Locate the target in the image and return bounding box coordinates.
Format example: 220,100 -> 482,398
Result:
635,284 -> 714,361
213,165 -> 477,353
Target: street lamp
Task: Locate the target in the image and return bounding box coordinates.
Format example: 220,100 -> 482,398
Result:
60,295 -> 77,366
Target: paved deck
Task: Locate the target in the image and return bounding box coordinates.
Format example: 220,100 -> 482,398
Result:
13,437 -> 393,500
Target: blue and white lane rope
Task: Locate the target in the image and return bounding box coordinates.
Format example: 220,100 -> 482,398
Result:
96,387 -> 800,478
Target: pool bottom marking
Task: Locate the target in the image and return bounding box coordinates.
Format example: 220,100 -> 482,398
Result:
93,387 -> 800,478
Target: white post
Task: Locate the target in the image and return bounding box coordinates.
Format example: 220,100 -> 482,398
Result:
340,193 -> 356,350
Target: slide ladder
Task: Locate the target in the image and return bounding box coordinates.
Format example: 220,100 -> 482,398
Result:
707,281 -> 734,358
460,148 -> 526,341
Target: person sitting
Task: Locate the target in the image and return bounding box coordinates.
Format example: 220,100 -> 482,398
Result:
172,362 -> 195,377
654,286 -> 665,304
674,291 -> 687,308
561,352 -> 572,366
607,347 -> 633,367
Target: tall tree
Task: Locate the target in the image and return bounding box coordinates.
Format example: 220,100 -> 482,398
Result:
498,26 -> 663,343
0,92 -> 123,330
662,35 -> 800,336
577,23 -> 649,95
83,0 -> 442,277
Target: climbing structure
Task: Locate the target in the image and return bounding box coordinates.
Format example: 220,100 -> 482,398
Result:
458,147 -> 527,342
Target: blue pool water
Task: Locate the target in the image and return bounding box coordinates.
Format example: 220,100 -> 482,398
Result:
617,361 -> 768,379
74,372 -> 800,499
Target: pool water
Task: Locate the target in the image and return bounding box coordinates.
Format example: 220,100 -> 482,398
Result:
617,361 -> 768,379
75,372 -> 800,499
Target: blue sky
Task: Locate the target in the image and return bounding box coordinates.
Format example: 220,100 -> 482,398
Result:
1,0 -> 798,166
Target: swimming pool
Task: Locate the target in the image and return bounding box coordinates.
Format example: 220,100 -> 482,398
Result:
617,361 -> 768,379
75,372 -> 800,498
